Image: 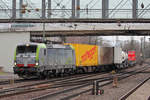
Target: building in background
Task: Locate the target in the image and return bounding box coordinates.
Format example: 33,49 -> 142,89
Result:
0,32 -> 30,72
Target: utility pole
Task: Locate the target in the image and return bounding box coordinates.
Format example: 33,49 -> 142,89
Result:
43,23 -> 46,42
72,0 -> 76,18
141,37 -> 143,58
132,0 -> 138,19
12,0 -> 16,19
116,36 -> 119,47
19,0 -> 23,18
42,0 -> 46,42
102,0 -> 109,19
143,36 -> 146,59
130,36 -> 134,50
48,0 -> 51,18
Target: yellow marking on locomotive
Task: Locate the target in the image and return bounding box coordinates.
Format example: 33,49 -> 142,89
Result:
65,57 -> 72,64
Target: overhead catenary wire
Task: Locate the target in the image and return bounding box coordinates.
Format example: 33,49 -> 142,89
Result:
82,0 -> 95,10
53,0 -> 64,9
87,0 -> 94,7
90,0 -> 100,9
0,0 -> 149,20
138,4 -> 150,17
25,0 -> 41,17
0,0 -> 11,17
51,0 -> 71,17
0,2 -> 10,17
108,0 -> 124,16
110,0 -> 129,18
58,0 -> 71,17
0,0 -> 10,9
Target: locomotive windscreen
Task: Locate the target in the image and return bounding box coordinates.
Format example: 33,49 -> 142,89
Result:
16,45 -> 37,54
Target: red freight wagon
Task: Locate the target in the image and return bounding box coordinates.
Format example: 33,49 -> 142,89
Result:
128,51 -> 136,61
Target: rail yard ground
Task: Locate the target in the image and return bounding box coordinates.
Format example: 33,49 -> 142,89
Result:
0,71 -> 19,81
0,59 -> 150,100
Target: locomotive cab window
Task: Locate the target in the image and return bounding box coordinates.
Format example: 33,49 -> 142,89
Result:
16,45 -> 37,55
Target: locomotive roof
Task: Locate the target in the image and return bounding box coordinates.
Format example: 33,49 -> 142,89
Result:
17,43 -> 47,49
17,42 -> 45,46
47,44 -> 73,49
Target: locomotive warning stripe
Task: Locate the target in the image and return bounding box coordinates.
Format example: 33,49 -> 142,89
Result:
16,64 -> 24,67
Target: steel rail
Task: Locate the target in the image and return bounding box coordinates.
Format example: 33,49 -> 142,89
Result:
32,64 -> 150,100
54,65 -> 150,100
0,64 -> 149,99
0,72 -> 106,97
119,76 -> 150,100
0,78 -> 38,85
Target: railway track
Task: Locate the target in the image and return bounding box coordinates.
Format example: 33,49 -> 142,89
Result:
119,76 -> 150,100
0,78 -> 39,85
0,71 -> 106,86
0,61 -> 138,86
0,64 -> 149,100
0,64 -> 134,86
31,64 -> 150,100
0,72 -> 108,99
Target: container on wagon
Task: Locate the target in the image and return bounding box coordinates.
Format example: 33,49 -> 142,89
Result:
64,43 -> 98,67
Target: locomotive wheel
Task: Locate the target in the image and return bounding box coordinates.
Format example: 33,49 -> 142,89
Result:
77,68 -> 84,74
38,72 -> 46,79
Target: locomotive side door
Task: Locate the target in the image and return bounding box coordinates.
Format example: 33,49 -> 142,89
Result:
39,48 -> 47,66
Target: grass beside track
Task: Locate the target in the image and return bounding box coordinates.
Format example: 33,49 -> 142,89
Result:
0,71 -> 7,75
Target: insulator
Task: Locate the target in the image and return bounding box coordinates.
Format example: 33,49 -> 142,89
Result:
21,9 -> 26,14
77,6 -> 80,10
27,9 -> 31,13
22,4 -> 27,8
141,3 -> 144,9
35,8 -> 39,12
57,3 -> 60,6
22,4 -> 26,8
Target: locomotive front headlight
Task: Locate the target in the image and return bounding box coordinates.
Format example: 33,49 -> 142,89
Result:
36,62 -> 39,66
26,44 -> 29,46
14,62 -> 17,66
